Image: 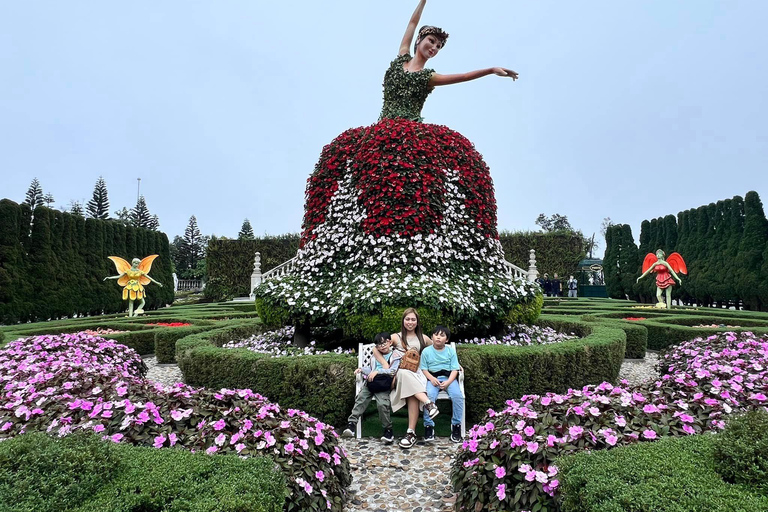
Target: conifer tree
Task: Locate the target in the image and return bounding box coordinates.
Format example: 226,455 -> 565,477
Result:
618,224 -> 639,300
178,215 -> 204,277
736,191 -> 768,310
23,178 -> 45,209
238,218 -> 255,240
113,207 -> 132,226
43,193 -> 55,208
69,201 -> 84,217
130,196 -> 152,229
662,214 -> 677,252
603,225 -> 620,298
147,214 -> 160,231
86,176 -> 110,219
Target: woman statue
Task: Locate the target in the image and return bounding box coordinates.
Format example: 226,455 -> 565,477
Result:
255,0 -> 537,337
105,255 -> 163,316
636,249 -> 687,309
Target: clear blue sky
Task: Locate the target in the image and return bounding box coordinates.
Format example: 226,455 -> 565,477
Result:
2,1 -> 766,255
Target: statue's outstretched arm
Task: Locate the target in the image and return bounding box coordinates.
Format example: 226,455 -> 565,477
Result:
429,67 -> 519,87
143,273 -> 164,287
660,261 -> 683,283
636,265 -> 655,283
399,0 -> 427,55
104,273 -> 125,282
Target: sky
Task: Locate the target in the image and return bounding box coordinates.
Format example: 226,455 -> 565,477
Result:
2,1 -> 767,256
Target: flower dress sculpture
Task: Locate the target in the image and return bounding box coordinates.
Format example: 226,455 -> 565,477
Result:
255,1 -> 539,336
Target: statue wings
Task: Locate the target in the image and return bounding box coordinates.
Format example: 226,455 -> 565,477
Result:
641,252 -> 687,274
641,253 -> 658,273
666,252 -> 687,274
108,255 -> 159,286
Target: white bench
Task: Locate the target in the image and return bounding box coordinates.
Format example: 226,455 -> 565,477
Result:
355,342 -> 466,439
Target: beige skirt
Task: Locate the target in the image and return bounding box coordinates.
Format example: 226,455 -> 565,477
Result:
390,369 -> 427,412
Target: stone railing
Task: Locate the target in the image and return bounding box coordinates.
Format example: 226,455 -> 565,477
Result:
177,279 -> 204,291
257,248 -> 539,285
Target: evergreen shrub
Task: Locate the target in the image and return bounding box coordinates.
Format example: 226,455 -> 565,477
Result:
458,322 -> 625,423
556,435 -> 768,512
0,432 -> 285,512
714,410 -> 768,488
154,324 -> 214,363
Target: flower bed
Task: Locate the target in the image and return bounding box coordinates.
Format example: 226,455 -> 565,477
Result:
450,331 -> 768,511
623,317 -> 646,321
458,324 -> 579,346
147,322 -> 193,328
0,333 -> 351,512
82,328 -> 129,336
223,326 -> 354,357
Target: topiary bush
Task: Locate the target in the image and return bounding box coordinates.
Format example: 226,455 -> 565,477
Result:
714,409 -> 768,488
0,432 -> 286,512
556,434 -> 768,512
0,332 -> 351,512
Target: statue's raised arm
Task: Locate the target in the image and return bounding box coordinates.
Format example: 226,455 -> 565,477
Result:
399,0 -> 427,56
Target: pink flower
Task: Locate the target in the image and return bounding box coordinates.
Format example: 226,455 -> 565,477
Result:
315,470 -> 325,482
568,425 -> 584,438
463,458 -> 480,468
496,483 -> 506,501
682,424 -> 695,435
605,434 -> 618,446
490,440 -> 500,449
494,466 -> 506,479
643,404 -> 660,414
524,426 -> 535,436
215,434 -> 226,446
235,443 -> 246,453
206,446 -> 218,455
110,433 -> 124,443
642,429 -> 657,440
213,419 -> 226,431
511,434 -> 525,447
541,396 -> 551,406
153,435 -> 166,448
0,422 -> 12,431
526,441 -> 539,454
168,433 -> 178,446
535,471 -> 548,483
467,439 -> 479,452
285,443 -> 295,453
519,464 -> 532,473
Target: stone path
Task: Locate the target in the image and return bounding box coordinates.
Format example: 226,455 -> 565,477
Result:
142,353 -> 661,512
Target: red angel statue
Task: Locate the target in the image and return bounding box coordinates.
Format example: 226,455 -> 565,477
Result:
636,249 -> 687,309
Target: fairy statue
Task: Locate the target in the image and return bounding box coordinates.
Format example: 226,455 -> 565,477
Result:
104,255 -> 163,316
636,249 -> 687,309
254,0 -> 538,339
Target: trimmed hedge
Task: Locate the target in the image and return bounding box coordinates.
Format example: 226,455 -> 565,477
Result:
176,321 -> 358,427
0,432 -> 285,512
714,410 -> 768,488
556,434 -> 768,512
458,320 -> 626,423
154,324 -> 215,363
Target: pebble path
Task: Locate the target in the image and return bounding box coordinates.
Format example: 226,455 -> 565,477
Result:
142,353 -> 661,512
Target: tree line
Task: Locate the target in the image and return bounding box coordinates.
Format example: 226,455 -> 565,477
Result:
0,199 -> 175,324
22,176 -> 160,230
604,191 -> 768,310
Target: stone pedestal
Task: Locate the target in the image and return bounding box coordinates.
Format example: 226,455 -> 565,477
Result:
527,249 -> 539,283
249,252 -> 262,300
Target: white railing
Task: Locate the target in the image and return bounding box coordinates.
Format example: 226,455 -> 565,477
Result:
261,249 -> 538,284
262,257 -> 298,282
177,279 -> 203,291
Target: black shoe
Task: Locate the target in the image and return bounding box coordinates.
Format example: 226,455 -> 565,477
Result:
451,424 -> 462,443
424,425 -> 435,442
342,422 -> 356,438
399,431 -> 417,449
381,428 -> 394,444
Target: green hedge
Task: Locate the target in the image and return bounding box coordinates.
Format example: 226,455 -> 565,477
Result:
600,320 -> 647,359
154,325 -> 215,363
498,230 -> 585,278
556,434 -> 768,512
0,432 -> 285,512
457,319 -> 625,423
177,321 -> 357,427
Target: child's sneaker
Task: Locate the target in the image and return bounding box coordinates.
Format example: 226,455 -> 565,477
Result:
424,425 -> 435,442
399,431 -> 417,449
451,424 -> 462,443
425,402 -> 440,419
381,428 -> 394,444
342,422 -> 356,438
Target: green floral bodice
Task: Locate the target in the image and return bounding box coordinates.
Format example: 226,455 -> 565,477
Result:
378,54 -> 435,122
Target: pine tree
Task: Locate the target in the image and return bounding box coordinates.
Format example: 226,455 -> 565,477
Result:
69,201 -> 84,217
130,196 -> 152,229
113,207 -> 132,226
43,193 -> 55,208
86,176 -> 110,219
603,225 -> 622,299
147,214 -> 160,231
178,215 -> 203,277
618,224 -> 639,300
736,191 -> 768,310
23,178 -> 45,209
238,218 -> 255,240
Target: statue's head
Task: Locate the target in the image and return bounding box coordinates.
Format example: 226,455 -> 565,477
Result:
131,258 -> 141,267
656,249 -> 665,260
414,26 -> 449,59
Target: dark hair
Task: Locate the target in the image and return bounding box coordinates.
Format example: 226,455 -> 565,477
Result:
401,308 -> 428,352
414,25 -> 449,53
373,332 -> 391,345
433,325 -> 451,340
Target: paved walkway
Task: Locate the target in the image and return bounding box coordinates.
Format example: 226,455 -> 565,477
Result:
144,354 -> 660,512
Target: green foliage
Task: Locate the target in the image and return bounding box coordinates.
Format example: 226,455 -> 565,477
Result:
23,178 -> 45,209
458,320 -> 625,423
206,235 -> 301,298
556,434 -> 768,512
154,324 -> 213,363
0,200 -> 174,324
0,432 -> 286,512
505,293 -> 544,325
176,321 -> 357,426
603,224 -> 638,299
714,410 -> 768,488
85,176 -> 110,220
341,305 -> 449,341
498,230 -> 585,278
255,297 -> 292,328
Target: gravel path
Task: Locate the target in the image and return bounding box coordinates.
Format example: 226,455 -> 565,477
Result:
142,354 -> 660,512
